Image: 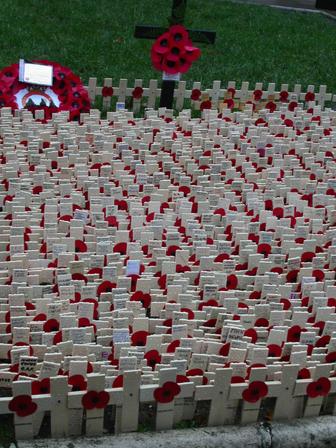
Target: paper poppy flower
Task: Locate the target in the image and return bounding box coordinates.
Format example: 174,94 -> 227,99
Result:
167,339 -> 180,353
242,381 -> 268,403
97,280 -> 116,295
306,377 -> 331,398
287,325 -> 304,342
226,274 -> 238,289
286,270 -> 299,283
198,299 -> 218,311
113,242 -> 127,255
68,374 -> 87,391
191,88 -> 201,101
130,291 -> 151,308
244,328 -> 258,343
132,87 -> 144,99
144,349 -> 161,369
297,368 -> 311,380
166,245 -> 180,256
279,91 -> 289,101
43,319 -> 60,333
32,378 -> 50,395
305,92 -> 315,102
325,352 -> 336,363
200,100 -> 211,111
75,240 -> 87,253
253,90 -> 263,101
257,243 -> 271,257
219,342 -> 230,357
8,395 -> 37,417
82,390 -> 109,410
102,86 -> 113,97
267,344 -> 282,357
154,381 -> 181,404
131,330 -> 149,347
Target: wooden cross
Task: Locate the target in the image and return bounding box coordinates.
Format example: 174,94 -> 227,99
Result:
134,0 -> 216,109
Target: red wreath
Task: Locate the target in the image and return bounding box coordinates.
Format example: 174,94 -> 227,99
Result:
0,60 -> 90,120
151,25 -> 201,74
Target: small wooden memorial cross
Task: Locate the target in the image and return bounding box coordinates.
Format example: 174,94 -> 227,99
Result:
134,0 -> 216,108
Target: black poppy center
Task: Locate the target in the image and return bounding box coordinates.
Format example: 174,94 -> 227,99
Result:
40,386 -> 49,393
171,47 -> 180,55
73,385 -> 81,392
315,384 -> 323,392
51,325 -> 58,331
174,33 -> 182,41
137,340 -> 145,346
19,403 -> 28,410
5,71 -> 13,77
59,72 -> 65,79
167,61 -> 175,68
149,359 -> 156,367
92,396 -> 99,404
72,101 -> 79,108
251,388 -> 259,396
160,38 -> 168,47
163,389 -> 171,397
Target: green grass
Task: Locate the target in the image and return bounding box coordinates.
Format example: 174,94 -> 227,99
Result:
0,0 -> 336,92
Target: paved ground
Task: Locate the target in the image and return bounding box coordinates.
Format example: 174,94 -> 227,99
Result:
16,416 -> 336,448
231,0 -> 336,17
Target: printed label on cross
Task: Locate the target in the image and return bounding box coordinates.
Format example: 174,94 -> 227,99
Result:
134,0 -> 216,109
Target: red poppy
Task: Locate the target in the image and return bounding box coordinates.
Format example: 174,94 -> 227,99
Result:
154,381 -> 181,404
287,325 -> 304,342
130,291 -> 151,308
257,243 -> 271,257
53,331 -> 63,345
286,270 -> 299,283
43,319 -> 60,333
144,349 -> 161,369
131,330 -> 149,347
33,313 -> 47,322
267,344 -> 282,357
82,390 -> 110,410
167,339 -> 180,353
75,240 -> 87,253
32,378 -> 50,395
242,381 -> 268,403
279,91 -> 289,101
181,307 -> 195,320
265,101 -> 276,113
255,318 -> 269,327
244,328 -> 258,343
113,242 -> 127,255
231,376 -> 246,384
112,375 -> 123,388
191,88 -> 201,101
72,273 -> 87,283
198,299 -> 218,310
166,245 -> 180,256
312,269 -> 324,281
280,298 -> 291,310
306,377 -> 331,398
200,100 -> 212,111
253,90 -> 263,101
298,368 -> 311,379
325,352 -> 336,363
97,280 -> 116,295
301,251 -> 315,263
68,374 -> 87,391
227,274 -> 238,289
8,395 -> 37,417
186,368 -> 208,385
102,86 -> 113,97
219,342 -> 230,356
288,101 -> 298,112
176,375 -> 190,383
132,87 -> 144,100
305,92 -> 315,102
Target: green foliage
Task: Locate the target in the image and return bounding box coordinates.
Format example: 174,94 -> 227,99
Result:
0,0 -> 335,91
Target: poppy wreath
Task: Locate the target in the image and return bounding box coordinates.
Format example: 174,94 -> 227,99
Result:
154,381 -> 181,403
82,390 -> 110,410
151,25 -> 201,74
0,60 -> 90,120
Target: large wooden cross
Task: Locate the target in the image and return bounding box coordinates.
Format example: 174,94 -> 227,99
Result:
134,0 -> 216,109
